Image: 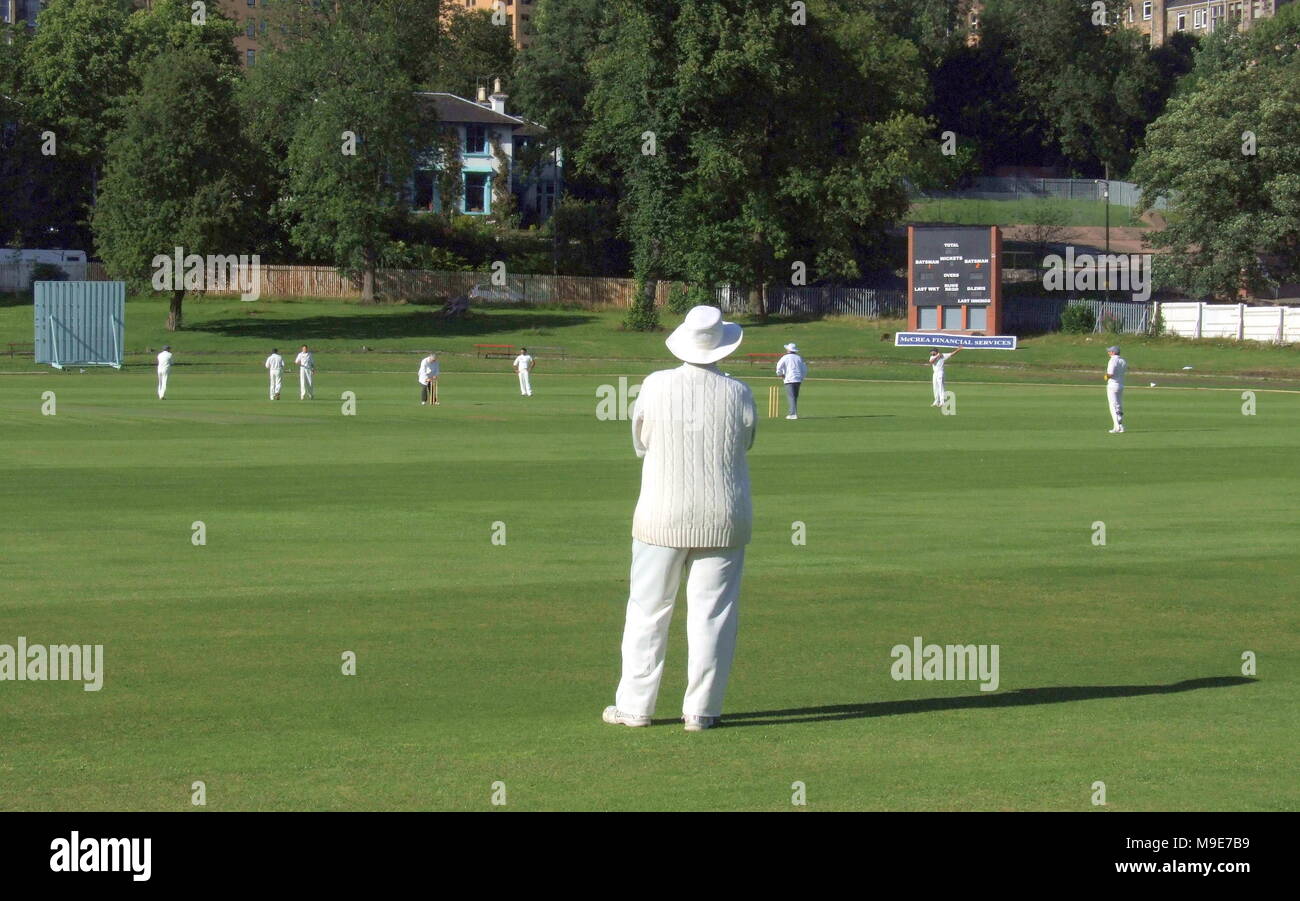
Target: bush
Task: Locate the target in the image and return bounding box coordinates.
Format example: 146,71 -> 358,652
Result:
624,281 -> 660,331
666,284 -> 692,314
1147,308 -> 1167,338
31,263 -> 67,283
1060,304 -> 1096,334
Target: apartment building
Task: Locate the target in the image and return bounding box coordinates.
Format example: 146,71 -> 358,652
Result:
1,0 -> 42,32
447,0 -> 537,49
1128,0 -> 1294,46
962,0 -> 1291,46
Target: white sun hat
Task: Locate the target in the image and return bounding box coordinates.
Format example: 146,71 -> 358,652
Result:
665,305 -> 743,365
784,343 -> 798,353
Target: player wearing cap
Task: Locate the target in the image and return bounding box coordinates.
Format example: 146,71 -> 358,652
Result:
775,343 -> 807,419
929,347 -> 961,407
1105,346 -> 1127,433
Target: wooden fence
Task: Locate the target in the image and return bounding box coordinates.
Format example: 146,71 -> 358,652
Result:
83,262 -> 686,309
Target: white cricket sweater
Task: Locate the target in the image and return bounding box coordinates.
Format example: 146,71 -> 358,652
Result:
631,363 -> 756,549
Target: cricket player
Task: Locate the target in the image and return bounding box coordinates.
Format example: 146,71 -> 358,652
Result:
604,305 -> 755,733
265,348 -> 285,400
1105,345 -> 1127,433
775,342 -> 807,419
929,346 -> 962,407
418,352 -> 439,405
294,344 -> 315,400
156,345 -> 173,399
513,347 -> 534,397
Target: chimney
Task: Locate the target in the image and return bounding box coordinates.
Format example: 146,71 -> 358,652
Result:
489,77 -> 507,116
476,85 -> 488,106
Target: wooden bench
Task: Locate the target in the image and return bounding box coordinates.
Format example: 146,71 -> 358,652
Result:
744,352 -> 782,365
7,342 -> 34,358
474,343 -> 516,359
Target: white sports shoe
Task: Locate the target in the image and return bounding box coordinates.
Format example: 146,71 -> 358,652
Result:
602,706 -> 650,728
785,414 -> 797,420
683,714 -> 719,732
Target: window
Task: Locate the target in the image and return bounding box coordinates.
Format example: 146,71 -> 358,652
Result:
1143,1 -> 1152,19
1194,9 -> 1205,26
465,124 -> 490,154
464,173 -> 489,214
247,19 -> 256,38
1177,12 -> 1186,28
246,49 -> 256,66
413,171 -> 436,212
248,0 -> 256,6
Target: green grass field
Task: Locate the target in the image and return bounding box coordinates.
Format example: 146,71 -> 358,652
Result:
909,198 -> 1146,228
2,299 -> 1297,810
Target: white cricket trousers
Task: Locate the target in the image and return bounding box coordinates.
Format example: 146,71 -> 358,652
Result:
269,370 -> 282,399
300,368 -> 314,399
157,372 -> 168,399
932,374 -> 945,405
615,540 -> 746,719
517,370 -> 532,396
1108,382 -> 1124,429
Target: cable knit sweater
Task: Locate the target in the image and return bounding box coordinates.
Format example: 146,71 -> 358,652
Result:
631,363 -> 756,548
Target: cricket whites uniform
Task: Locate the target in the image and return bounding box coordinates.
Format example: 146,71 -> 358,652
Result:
775,350 -> 807,418
294,351 -> 314,399
418,356 -> 439,404
1107,353 -> 1127,432
931,352 -> 954,406
265,353 -> 284,399
617,363 -> 756,720
156,350 -> 172,399
513,353 -> 534,396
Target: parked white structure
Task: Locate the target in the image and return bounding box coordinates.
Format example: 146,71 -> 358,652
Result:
0,249 -> 88,291
1157,301 -> 1300,343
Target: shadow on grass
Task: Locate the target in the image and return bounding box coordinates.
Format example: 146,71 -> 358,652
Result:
192,309 -> 598,342
0,293 -> 32,308
658,676 -> 1255,728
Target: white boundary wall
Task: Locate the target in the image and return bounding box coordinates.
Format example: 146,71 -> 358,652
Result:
1157,302 -> 1300,343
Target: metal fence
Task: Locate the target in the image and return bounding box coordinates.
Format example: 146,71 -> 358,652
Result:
714,284 -> 907,318
1003,297 -> 1152,335
913,177 -> 1167,210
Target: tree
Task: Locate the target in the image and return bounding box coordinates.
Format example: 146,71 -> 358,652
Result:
931,0 -> 1189,177
1131,53 -> 1300,298
428,7 -> 517,99
584,0 -> 931,327
241,0 -> 443,302
513,0 -> 607,166
92,48 -> 257,329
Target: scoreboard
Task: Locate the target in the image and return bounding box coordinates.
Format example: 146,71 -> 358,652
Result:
907,226 -> 1002,334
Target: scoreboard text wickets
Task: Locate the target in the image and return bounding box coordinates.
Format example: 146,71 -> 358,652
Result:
907,226 -> 1003,334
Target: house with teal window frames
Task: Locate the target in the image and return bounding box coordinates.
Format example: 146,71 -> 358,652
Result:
411,82 -> 562,224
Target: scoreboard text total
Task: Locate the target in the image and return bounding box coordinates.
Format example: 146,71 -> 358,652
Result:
907,226 -> 1002,334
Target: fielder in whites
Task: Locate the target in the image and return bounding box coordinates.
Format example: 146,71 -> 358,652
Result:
1105,345 -> 1127,433
156,345 -> 172,399
513,347 -> 534,397
604,306 -> 756,733
775,342 -> 807,419
265,348 -> 284,400
929,347 -> 961,407
294,345 -> 315,400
